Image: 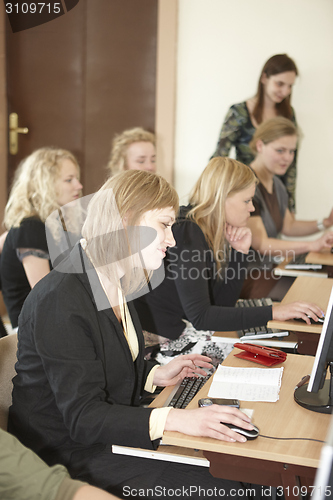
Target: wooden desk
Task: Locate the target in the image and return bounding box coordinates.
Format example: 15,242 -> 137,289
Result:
275,248 -> 333,279
307,248 -> 333,268
268,276 -> 333,354
154,349 -> 330,498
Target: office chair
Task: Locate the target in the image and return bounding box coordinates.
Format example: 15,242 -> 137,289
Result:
0,333 -> 17,430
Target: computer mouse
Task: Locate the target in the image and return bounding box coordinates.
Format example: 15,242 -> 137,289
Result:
223,423 -> 259,440
310,315 -> 325,323
294,315 -> 325,324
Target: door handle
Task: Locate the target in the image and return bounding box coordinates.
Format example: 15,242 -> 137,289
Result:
9,112 -> 29,155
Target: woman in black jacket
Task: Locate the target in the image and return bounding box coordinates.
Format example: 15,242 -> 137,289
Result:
9,170 -> 267,499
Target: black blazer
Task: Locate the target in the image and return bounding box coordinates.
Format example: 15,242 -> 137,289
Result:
9,244 -> 158,467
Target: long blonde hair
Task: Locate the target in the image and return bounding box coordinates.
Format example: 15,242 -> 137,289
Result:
188,157 -> 257,271
107,127 -> 155,175
82,170 -> 178,295
4,147 -> 80,229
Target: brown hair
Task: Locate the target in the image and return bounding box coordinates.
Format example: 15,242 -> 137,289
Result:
253,54 -> 298,125
250,117 -> 298,155
82,170 -> 178,293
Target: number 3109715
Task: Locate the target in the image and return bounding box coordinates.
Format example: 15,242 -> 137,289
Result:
5,3 -> 61,14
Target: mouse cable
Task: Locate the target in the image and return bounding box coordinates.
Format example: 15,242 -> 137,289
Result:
259,434 -> 324,444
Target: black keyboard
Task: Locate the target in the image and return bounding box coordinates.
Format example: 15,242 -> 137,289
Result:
285,253 -> 322,270
163,374 -> 211,408
236,297 -> 288,341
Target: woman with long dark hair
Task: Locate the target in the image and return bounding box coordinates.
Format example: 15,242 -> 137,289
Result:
212,54 -> 298,211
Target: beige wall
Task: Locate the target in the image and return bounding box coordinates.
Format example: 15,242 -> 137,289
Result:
155,0 -> 178,184
174,0 -> 333,220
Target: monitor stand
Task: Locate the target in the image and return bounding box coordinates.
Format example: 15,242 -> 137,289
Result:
294,364 -> 333,414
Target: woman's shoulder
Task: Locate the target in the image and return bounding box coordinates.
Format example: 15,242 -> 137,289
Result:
20,216 -> 44,226
5,217 -> 46,247
272,176 -> 289,205
8,216 -> 43,230
273,175 -> 288,193
224,101 -> 252,128
173,206 -> 208,247
175,206 -> 201,231
228,101 -> 249,116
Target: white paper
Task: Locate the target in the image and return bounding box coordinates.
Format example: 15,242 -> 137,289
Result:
208,365 -> 284,402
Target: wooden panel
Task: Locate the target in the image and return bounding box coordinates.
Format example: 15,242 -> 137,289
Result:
5,2 -> 86,186
84,0 -> 157,194
0,6 -> 7,218
5,0 -> 158,195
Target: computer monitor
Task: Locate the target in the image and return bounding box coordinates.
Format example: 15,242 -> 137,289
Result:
294,285 -> 333,414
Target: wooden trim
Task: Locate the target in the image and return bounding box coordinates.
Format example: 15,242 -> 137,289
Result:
0,4 -> 7,221
155,0 -> 178,184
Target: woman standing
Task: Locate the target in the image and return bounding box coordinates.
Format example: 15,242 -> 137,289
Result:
0,147 -> 82,329
212,54 -> 298,211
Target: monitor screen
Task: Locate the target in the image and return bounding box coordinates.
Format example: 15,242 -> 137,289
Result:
294,285 -> 333,413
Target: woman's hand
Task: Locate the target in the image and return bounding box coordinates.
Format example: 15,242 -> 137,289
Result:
225,223 -> 252,254
272,302 -> 325,324
165,405 -> 254,443
309,231 -> 333,253
153,354 -> 213,387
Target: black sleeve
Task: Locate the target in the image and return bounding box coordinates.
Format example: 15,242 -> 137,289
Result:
168,221 -> 272,331
12,218 -> 48,253
18,277 -> 155,451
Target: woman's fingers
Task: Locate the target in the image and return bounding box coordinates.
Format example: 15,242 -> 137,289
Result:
273,302 -> 325,323
166,406 -> 254,443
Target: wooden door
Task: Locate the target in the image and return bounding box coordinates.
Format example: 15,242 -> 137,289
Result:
5,0 -> 157,194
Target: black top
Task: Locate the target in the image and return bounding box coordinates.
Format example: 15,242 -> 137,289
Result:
0,217 -> 50,328
8,243 -> 157,471
134,206 -> 272,340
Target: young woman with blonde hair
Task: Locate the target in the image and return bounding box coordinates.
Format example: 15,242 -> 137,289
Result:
247,117 -> 333,258
107,126 -> 156,175
135,157 -> 325,362
0,147 -> 82,329
9,170 -> 268,497
212,54 -> 299,212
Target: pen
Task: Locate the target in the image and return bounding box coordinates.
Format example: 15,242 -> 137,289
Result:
294,374 -> 310,390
